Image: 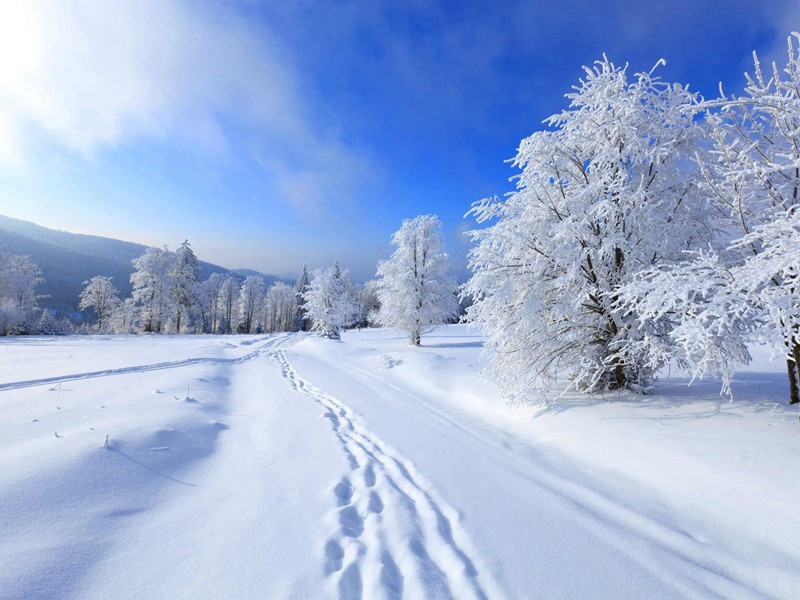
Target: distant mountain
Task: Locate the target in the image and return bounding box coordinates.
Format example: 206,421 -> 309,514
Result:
231,268 -> 288,287
0,214 -> 285,319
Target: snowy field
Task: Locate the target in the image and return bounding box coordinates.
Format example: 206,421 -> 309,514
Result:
1,325 -> 798,600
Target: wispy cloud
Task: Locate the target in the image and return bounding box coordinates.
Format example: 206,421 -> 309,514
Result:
0,0 -> 368,210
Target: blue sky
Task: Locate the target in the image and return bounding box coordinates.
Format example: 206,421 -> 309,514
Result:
0,0 -> 797,281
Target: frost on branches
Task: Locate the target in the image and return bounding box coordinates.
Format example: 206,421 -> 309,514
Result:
375,215 -> 458,345
465,57 -> 708,400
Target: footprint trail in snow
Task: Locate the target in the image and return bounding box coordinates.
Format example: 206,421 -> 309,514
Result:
271,350 -> 505,600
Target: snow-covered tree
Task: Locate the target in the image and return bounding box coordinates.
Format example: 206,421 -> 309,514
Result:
78,275 -> 120,333
303,262 -> 352,340
36,309 -> 58,336
292,265 -> 310,332
352,280 -> 380,329
196,273 -> 224,334
621,34 -> 800,412
375,215 -> 458,344
0,250 -> 44,335
465,57 -> 709,400
217,275 -> 239,334
263,282 -> 294,333
238,275 -> 265,334
109,297 -> 139,334
170,240 -> 200,333
131,246 -> 175,333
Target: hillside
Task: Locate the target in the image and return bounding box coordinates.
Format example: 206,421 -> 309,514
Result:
0,215 -> 286,318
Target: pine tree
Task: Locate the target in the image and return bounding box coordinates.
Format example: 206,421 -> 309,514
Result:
292,265 -> 310,332
375,215 -> 458,345
170,240 -> 200,333
303,262 -> 353,340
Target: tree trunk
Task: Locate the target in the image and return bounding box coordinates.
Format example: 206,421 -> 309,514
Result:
789,342 -> 800,405
787,358 -> 800,406
614,362 -> 626,390
409,328 -> 420,346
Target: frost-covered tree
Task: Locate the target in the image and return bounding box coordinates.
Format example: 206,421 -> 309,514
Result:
303,262 -> 352,340
375,215 -> 458,344
0,250 -> 44,335
622,35 -> 800,412
465,57 -> 708,399
36,310 -> 58,336
195,273 -> 224,334
701,35 -> 800,404
131,246 -> 175,333
292,265 -> 310,332
170,240 -> 200,333
78,275 -> 120,333
352,280 -> 380,329
238,275 -> 265,334
263,282 -> 294,333
217,275 -> 239,334
109,297 -> 138,334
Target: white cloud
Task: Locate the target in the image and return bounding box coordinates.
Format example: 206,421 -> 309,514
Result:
0,0 -> 366,209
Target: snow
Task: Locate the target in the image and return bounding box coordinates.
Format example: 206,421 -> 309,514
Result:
1,326 -> 798,599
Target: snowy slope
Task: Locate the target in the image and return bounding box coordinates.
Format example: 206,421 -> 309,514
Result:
1,327 -> 798,599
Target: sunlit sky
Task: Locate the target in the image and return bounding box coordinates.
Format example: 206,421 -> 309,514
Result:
0,1 -> 797,280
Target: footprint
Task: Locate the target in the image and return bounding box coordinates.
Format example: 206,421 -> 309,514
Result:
324,539 -> 344,575
363,464 -> 376,488
380,551 -> 404,599
338,563 -> 363,600
334,478 -> 353,506
368,491 -> 384,514
339,506 -> 364,538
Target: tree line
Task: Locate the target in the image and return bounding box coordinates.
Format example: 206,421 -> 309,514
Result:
77,241 -> 382,336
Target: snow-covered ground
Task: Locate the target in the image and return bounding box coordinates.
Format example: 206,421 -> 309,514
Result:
1,325 -> 798,599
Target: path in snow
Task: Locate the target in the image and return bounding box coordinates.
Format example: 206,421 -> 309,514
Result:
271,349 -> 505,600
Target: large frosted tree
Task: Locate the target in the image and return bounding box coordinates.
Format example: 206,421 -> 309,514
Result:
375,215 -> 458,345
621,34 -> 800,412
465,57 -> 709,400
